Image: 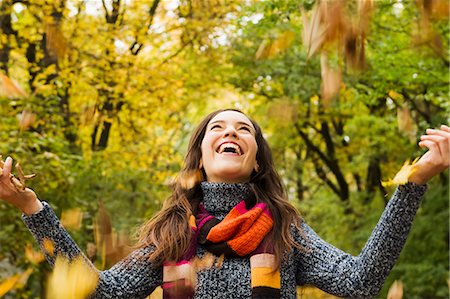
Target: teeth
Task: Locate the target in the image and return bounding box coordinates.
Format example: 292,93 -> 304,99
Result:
218,143 -> 241,155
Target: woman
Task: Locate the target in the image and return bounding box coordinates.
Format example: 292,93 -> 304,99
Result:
0,109 -> 449,298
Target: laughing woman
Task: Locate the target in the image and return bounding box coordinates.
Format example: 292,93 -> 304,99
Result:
0,109 -> 449,298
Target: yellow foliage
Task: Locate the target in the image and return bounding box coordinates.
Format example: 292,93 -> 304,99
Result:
47,256 -> 99,299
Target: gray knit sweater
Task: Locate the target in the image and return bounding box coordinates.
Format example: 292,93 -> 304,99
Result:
22,182 -> 426,299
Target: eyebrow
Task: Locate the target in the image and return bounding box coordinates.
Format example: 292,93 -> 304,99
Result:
208,120 -> 254,130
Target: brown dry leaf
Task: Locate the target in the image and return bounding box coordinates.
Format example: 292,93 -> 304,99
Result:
86,242 -> 97,261
381,159 -> 419,187
301,6 -> 327,58
45,21 -> 67,59
47,256 -> 99,299
0,73 -> 28,98
18,110 -> 37,131
357,0 -> 375,35
397,104 -> 416,141
387,280 -> 403,299
61,208 -> 83,231
0,273 -> 21,297
43,238 -> 55,257
267,98 -> 298,125
25,243 -> 45,265
320,53 -> 342,105
255,40 -> 271,60
321,0 -> 347,43
94,203 -> 130,267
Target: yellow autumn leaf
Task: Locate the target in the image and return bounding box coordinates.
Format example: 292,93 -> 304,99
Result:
47,256 -> 99,299
43,238 -> 55,257
25,243 -> 45,265
0,273 -> 21,297
382,159 -> 419,187
15,268 -> 34,290
61,208 -> 83,230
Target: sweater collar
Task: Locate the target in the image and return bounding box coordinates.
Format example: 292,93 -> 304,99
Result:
200,181 -> 252,214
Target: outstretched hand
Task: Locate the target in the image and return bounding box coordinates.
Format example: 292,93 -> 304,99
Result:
409,125 -> 450,185
0,156 -> 42,215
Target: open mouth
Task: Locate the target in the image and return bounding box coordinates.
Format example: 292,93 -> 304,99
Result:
216,142 -> 243,155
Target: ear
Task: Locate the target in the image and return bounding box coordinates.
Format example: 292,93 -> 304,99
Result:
199,159 -> 203,169
254,163 -> 260,173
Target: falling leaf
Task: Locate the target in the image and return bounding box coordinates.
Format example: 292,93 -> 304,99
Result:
255,40 -> 271,60
382,159 -> 419,187
301,6 -> 327,58
267,99 -> 297,126
255,32 -> 295,60
45,21 -> 67,59
61,208 -> 83,231
0,73 -> 28,98
94,202 -> 131,268
14,268 -> 34,290
18,110 -> 37,131
0,273 -> 21,297
43,238 -> 55,257
47,256 -> 99,299
320,53 -> 342,105
86,242 -> 97,261
25,243 -> 45,265
387,280 -> 403,299
397,104 -> 416,141
388,90 -> 403,101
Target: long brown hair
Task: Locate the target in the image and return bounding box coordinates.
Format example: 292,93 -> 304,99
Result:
135,109 -> 303,266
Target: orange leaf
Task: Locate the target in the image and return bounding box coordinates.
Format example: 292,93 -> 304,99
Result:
0,73 -> 28,98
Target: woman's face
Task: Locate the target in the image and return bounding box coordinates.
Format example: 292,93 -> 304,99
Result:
201,111 -> 258,183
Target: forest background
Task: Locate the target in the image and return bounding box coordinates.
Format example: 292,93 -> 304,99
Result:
0,0 -> 448,298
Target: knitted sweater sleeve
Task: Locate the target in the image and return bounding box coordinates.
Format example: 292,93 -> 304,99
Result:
294,183 -> 427,298
22,201 -> 162,299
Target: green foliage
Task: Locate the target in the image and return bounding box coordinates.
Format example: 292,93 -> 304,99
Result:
0,0 -> 448,297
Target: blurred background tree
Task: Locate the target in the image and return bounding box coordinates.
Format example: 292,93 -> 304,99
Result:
0,0 -> 448,298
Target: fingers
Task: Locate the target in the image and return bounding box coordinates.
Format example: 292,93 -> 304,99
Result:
419,125 -> 450,166
2,156 -> 12,179
440,124 -> 450,133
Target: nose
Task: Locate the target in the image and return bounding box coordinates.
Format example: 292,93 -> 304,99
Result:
223,125 -> 238,139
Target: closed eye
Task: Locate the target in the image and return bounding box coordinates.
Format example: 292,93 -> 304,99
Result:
210,124 -> 222,130
239,126 -> 251,132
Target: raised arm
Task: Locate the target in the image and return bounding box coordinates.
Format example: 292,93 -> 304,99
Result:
1,157 -> 162,299
294,183 -> 426,298
294,125 -> 449,297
